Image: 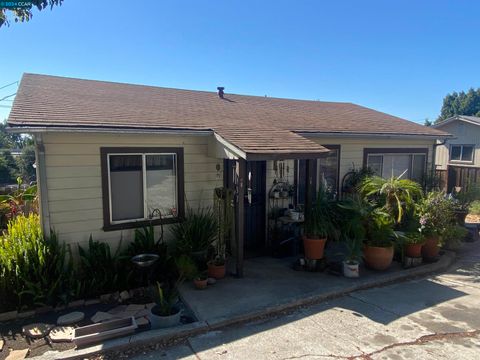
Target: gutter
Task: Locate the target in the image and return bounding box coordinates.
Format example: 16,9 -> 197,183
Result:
297,131 -> 452,140
6,125 -> 213,136
34,134 -> 51,235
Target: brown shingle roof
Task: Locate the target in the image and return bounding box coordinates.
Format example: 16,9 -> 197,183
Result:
8,74 -> 449,158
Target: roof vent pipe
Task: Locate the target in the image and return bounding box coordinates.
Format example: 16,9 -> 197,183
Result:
217,87 -> 225,99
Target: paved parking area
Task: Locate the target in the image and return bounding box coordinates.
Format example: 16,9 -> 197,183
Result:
130,242 -> 480,360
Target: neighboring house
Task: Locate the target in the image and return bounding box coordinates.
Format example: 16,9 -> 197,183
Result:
434,115 -> 480,192
7,73 -> 450,275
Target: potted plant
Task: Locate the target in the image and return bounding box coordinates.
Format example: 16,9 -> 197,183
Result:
148,255 -> 196,329
149,282 -> 182,329
363,209 -> 395,271
171,207 -> 218,268
193,271 -> 208,290
403,231 -> 425,258
442,224 -> 468,251
361,173 -> 422,225
343,237 -> 362,278
450,184 -> 480,225
303,184 -> 332,260
207,255 -> 226,279
417,192 -> 456,260
208,187 -> 234,279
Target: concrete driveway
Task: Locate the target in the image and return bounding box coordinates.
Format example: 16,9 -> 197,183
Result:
131,243 -> 480,360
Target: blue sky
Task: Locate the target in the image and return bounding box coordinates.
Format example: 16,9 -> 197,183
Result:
1,0 -> 479,123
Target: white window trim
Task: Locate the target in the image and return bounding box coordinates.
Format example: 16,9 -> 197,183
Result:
107,152 -> 178,225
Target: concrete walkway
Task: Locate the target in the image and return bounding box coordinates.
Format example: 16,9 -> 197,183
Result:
130,242 -> 480,360
179,253 -> 453,328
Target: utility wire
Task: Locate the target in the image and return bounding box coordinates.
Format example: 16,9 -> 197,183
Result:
0,105 -> 12,108
0,93 -> 16,102
0,81 -> 18,90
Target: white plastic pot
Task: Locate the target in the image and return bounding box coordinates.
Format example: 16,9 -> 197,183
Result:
343,261 -> 359,278
148,306 -> 181,329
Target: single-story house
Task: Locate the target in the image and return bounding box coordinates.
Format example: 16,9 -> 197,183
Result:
434,115 -> 480,192
7,73 -> 450,276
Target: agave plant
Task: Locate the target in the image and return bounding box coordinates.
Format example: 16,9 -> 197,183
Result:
361,173 -> 423,224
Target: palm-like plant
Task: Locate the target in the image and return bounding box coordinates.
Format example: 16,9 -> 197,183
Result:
361,174 -> 422,224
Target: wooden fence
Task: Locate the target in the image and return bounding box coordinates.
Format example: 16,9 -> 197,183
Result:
436,166 -> 480,193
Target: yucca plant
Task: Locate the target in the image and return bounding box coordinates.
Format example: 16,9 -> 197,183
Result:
361,174 -> 423,224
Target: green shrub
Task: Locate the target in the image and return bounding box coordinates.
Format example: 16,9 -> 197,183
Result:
418,192 -> 456,237
469,200 -> 480,215
171,207 -> 218,256
77,236 -> 126,298
125,225 -> 174,287
0,214 -> 72,311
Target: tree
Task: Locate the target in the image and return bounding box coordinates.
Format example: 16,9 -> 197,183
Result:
0,121 -> 24,149
0,151 -> 19,184
424,118 -> 432,127
436,88 -> 480,123
17,145 -> 36,183
0,1 -> 63,28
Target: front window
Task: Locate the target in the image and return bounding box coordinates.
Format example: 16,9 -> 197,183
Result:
101,147 -> 184,230
450,145 -> 474,162
366,151 -> 426,182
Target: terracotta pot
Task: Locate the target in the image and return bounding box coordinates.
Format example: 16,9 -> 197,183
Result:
405,243 -> 423,258
193,278 -> 208,290
422,236 -> 440,259
303,236 -> 327,260
363,245 -> 394,271
207,262 -> 226,279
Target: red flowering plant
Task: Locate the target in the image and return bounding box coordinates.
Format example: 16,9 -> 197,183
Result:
0,177 -> 37,226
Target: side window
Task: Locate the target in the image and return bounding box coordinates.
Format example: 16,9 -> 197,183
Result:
450,145 -> 474,162
101,148 -> 184,230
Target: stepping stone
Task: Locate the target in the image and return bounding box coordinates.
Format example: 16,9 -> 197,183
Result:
134,309 -> 150,318
5,349 -> 29,360
119,290 -> 130,301
22,323 -> 53,339
136,317 -> 150,327
108,305 -> 127,315
49,326 -> 74,342
125,304 -> 145,312
57,311 -> 84,325
117,310 -> 139,319
145,303 -> 155,310
91,311 -> 115,323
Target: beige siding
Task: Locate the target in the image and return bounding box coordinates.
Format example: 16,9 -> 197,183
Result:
41,132 -> 224,248
435,121 -> 480,170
